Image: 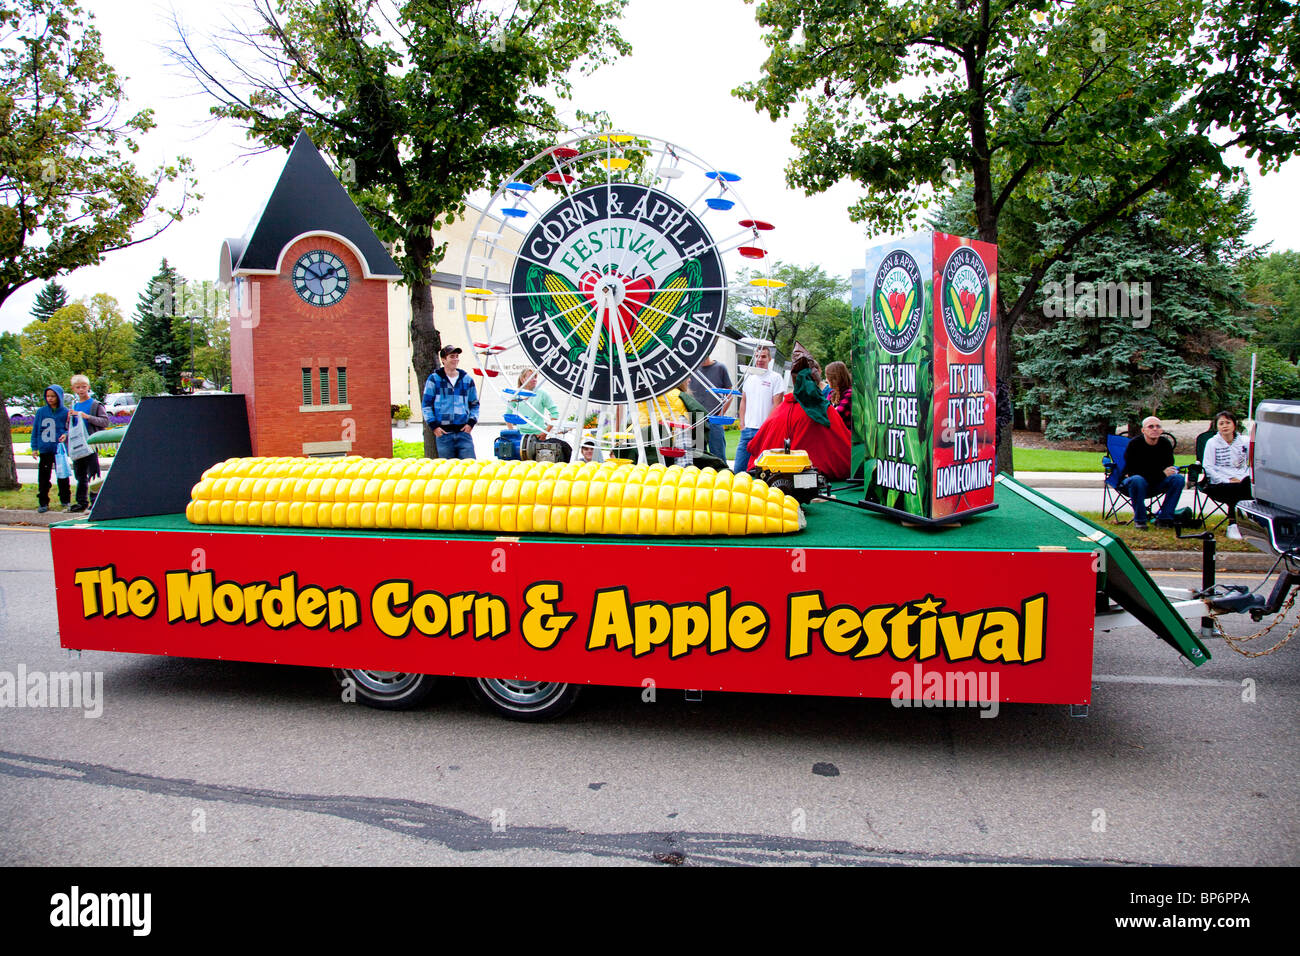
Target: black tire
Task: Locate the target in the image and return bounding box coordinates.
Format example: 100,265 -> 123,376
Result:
333,669 -> 439,710
467,676 -> 581,721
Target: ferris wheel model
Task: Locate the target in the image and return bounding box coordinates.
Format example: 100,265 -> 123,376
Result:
460,132 -> 784,465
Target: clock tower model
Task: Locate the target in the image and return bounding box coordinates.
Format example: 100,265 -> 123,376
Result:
220,132 -> 401,459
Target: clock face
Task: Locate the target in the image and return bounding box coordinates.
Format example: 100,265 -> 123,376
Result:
292,251 -> 350,306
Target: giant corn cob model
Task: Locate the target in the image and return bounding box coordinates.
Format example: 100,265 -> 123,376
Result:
187,457 -> 804,536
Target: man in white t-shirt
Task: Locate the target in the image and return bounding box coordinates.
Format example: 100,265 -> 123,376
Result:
733,345 -> 784,473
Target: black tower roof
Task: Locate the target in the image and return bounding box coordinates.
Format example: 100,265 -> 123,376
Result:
221,132 -> 401,280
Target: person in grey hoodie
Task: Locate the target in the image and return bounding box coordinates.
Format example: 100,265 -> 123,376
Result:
31,383 -> 71,513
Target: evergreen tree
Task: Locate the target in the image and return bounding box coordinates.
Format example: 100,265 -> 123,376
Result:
30,282 -> 69,322
131,259 -> 187,393
1019,183 -> 1252,442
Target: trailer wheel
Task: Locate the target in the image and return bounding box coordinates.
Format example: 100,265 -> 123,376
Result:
334,669 -> 438,710
467,677 -> 581,721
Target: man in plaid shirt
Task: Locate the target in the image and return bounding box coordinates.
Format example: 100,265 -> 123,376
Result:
422,345 -> 479,459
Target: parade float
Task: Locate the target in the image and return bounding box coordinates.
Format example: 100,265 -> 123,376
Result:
48,132 -> 1211,720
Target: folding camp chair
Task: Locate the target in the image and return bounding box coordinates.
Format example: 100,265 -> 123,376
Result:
1101,432 -> 1178,525
1186,428 -> 1232,530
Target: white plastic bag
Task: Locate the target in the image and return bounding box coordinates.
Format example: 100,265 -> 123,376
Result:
67,414 -> 93,460
54,443 -> 72,479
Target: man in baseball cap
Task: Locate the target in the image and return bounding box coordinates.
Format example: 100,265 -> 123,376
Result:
421,344 -> 478,458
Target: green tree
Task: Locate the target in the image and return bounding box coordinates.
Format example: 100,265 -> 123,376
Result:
175,279 -> 230,389
0,352 -> 73,414
728,261 -> 851,363
1018,185 -> 1250,442
1232,346 -> 1300,409
0,0 -> 196,488
22,295 -> 134,384
129,367 -> 167,399
30,281 -> 68,322
737,0 -> 1300,472
1239,250 -> 1300,362
173,0 -> 631,455
131,259 -> 187,393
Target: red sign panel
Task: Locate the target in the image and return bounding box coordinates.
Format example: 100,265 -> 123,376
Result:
52,527 -> 1095,705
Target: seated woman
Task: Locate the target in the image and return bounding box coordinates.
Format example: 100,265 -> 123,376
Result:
824,360 -> 852,430
1202,410 -> 1252,540
744,356 -> 851,480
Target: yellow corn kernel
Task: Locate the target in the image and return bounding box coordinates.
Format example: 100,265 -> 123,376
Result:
585,506 -> 604,534
566,506 -> 585,534
692,510 -> 712,535
499,504 -> 517,532
467,503 -> 483,530
549,507 -> 568,534
673,509 -> 692,535
553,479 -> 571,506
451,503 -> 470,531
483,504 -> 501,532
727,512 -> 748,535
274,502 -> 291,525
330,502 -> 348,527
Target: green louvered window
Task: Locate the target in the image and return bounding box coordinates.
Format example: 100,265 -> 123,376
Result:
337,367 -> 348,404
301,368 -> 312,405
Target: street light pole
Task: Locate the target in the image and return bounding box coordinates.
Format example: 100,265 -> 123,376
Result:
188,314 -> 198,393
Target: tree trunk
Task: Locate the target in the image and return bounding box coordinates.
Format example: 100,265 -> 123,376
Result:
1027,406 -> 1041,432
405,231 -> 441,459
0,388 -> 20,491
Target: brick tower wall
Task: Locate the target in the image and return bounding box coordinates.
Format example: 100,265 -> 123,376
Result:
230,234 -> 392,459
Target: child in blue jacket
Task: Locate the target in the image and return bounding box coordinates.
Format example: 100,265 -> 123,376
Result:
31,383 -> 71,513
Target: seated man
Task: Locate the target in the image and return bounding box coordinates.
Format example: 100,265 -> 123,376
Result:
1120,416 -> 1185,529
745,356 -> 850,480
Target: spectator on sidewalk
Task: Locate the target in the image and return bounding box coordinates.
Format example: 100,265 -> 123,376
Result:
67,374 -> 111,512
1202,410 -> 1252,540
31,383 -> 71,513
1120,416 -> 1185,529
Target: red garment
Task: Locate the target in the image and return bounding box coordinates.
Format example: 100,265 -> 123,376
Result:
745,393 -> 851,480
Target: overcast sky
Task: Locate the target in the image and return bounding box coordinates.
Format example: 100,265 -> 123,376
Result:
2,0 -> 1295,334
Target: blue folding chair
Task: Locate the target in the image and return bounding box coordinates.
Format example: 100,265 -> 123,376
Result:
1101,433 -> 1177,525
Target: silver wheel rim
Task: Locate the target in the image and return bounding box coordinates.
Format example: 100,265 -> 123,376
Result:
478,678 -> 567,711
350,670 -> 422,697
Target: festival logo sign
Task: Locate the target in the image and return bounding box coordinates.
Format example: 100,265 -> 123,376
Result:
510,183 -> 725,403
871,250 -> 925,355
939,246 -> 991,354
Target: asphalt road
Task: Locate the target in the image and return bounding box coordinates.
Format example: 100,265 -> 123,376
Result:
1,527 -> 1296,866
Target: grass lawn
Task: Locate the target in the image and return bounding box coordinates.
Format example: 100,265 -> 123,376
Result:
0,484 -> 41,510
1074,511 -> 1254,552
1014,446 -> 1195,472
